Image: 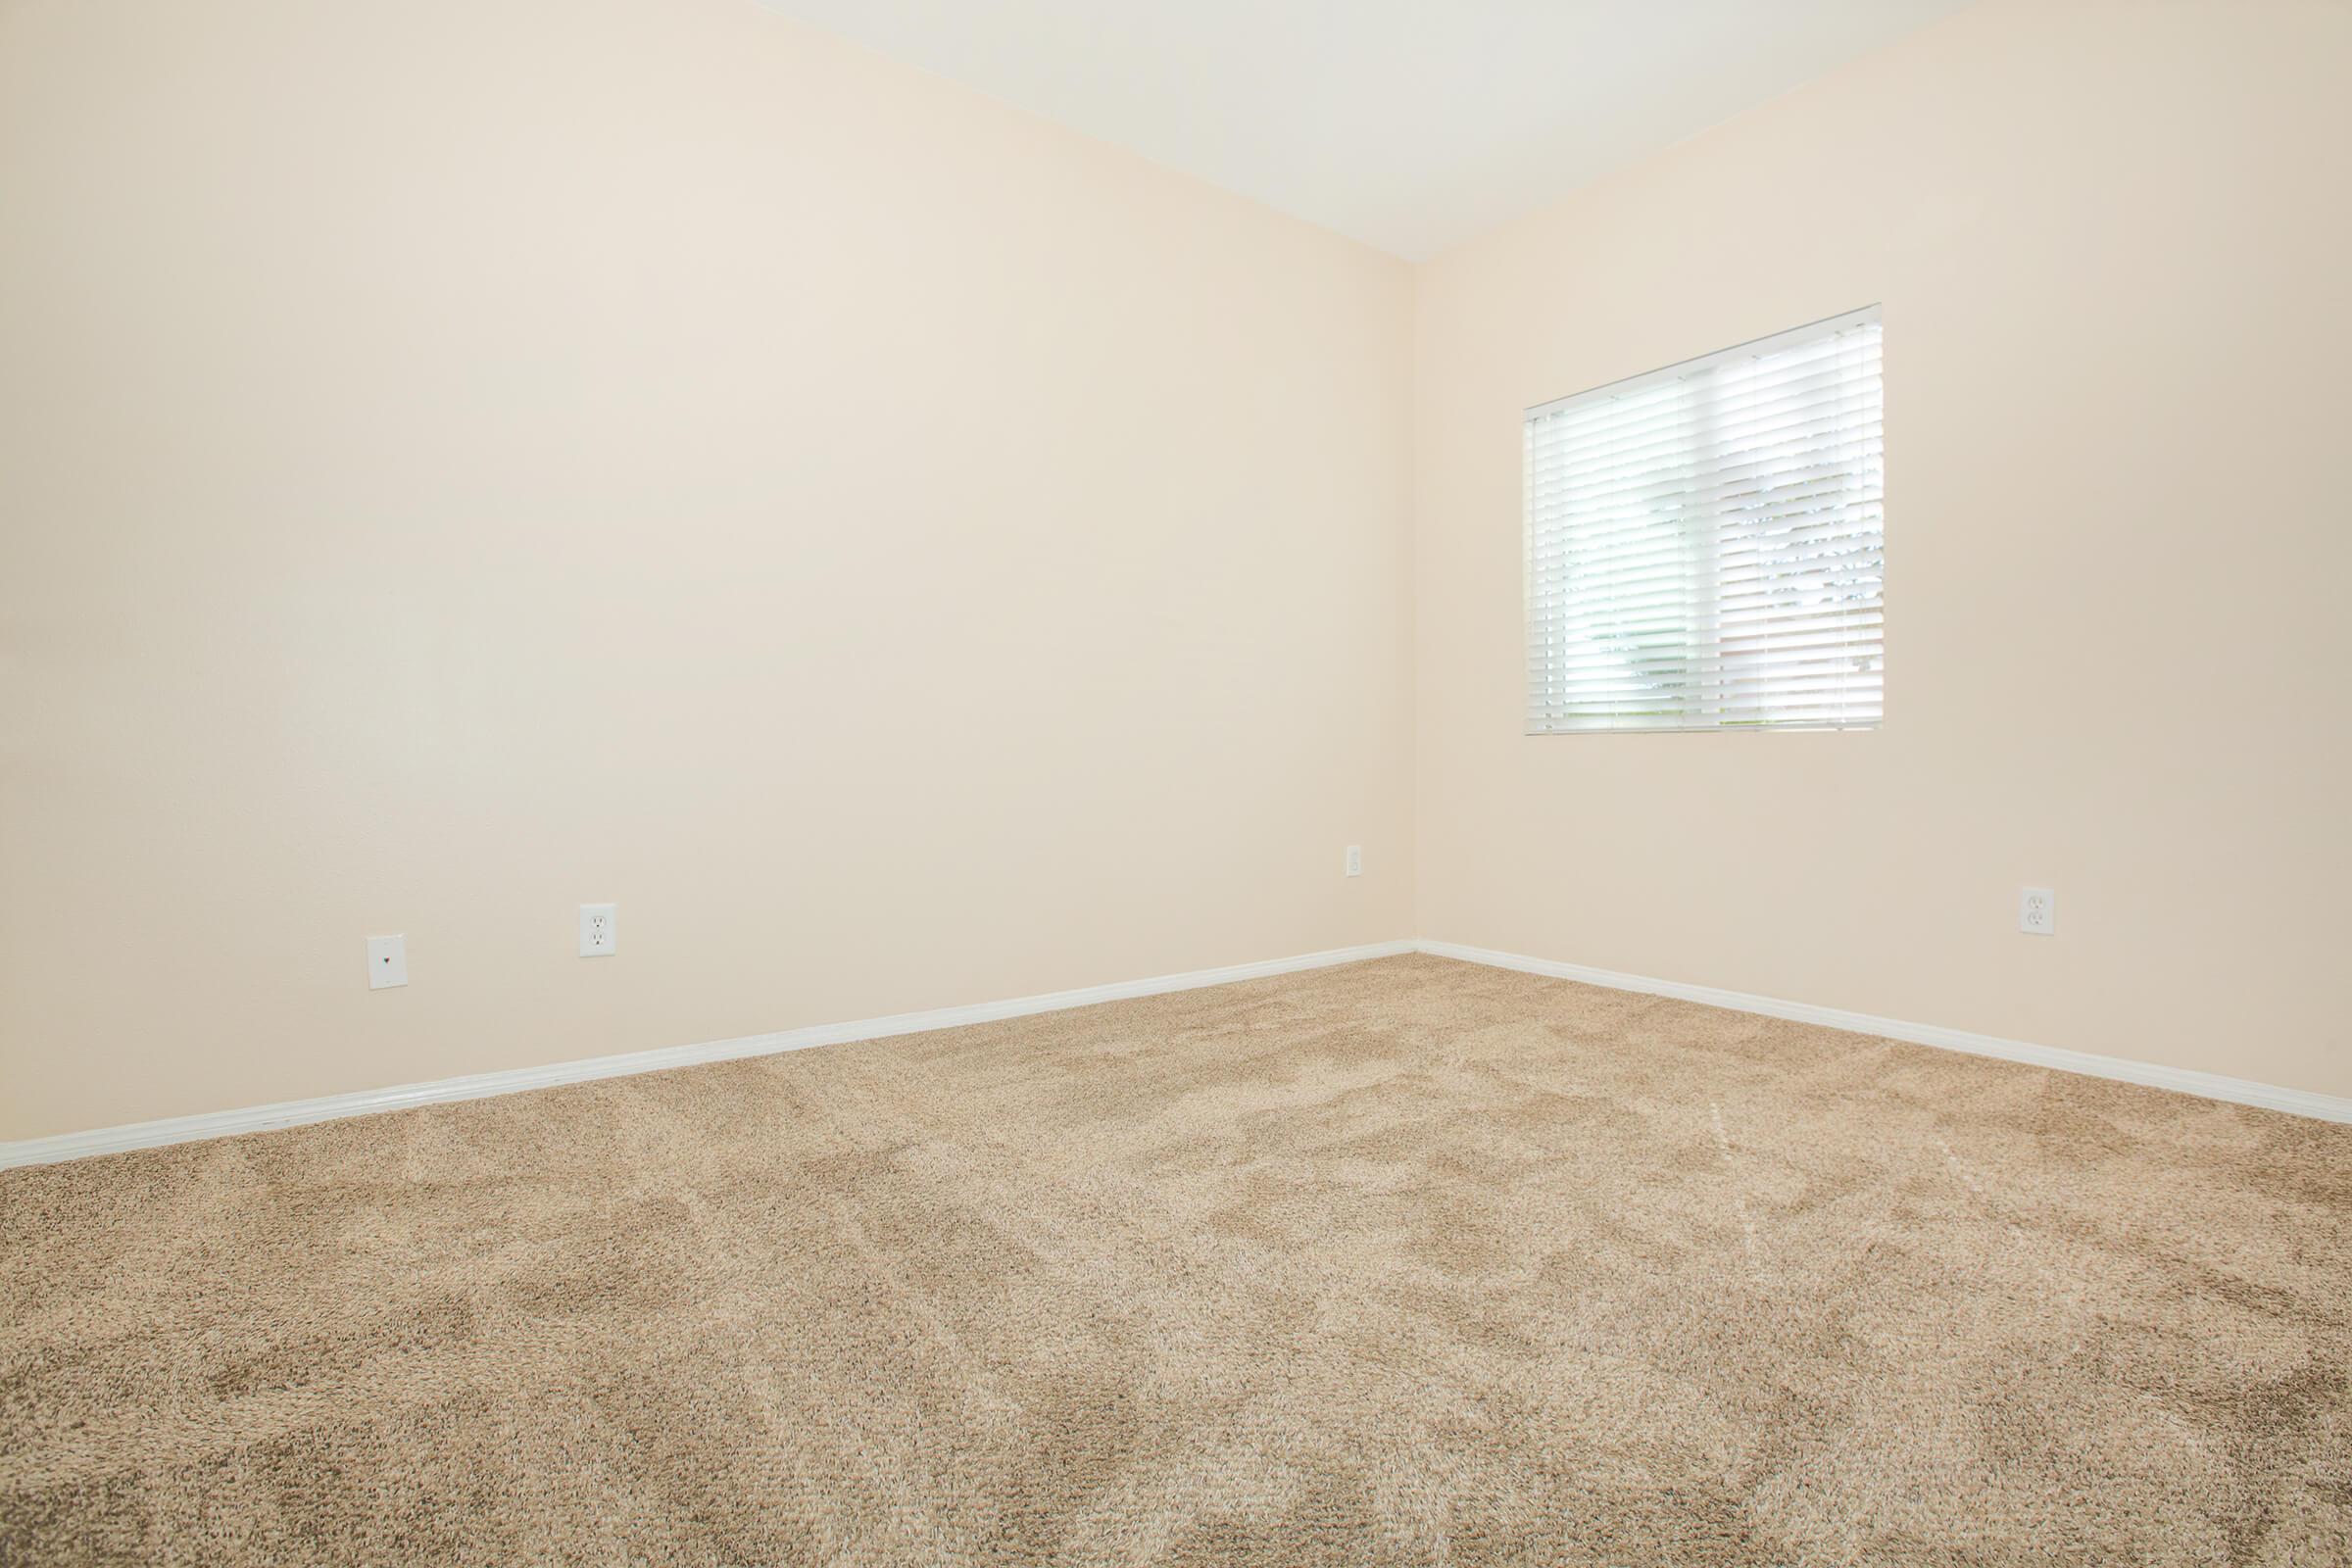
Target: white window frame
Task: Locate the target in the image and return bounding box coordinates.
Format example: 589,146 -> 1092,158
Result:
1524,305 -> 1885,735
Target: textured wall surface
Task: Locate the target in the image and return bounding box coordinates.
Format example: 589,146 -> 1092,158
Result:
5,0 -> 2347,1141
1414,0 -> 2352,1099
0,0 -> 1416,1139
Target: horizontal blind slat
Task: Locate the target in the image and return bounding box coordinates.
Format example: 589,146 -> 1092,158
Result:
1527,485 -> 1883,564
1528,387 -> 1884,492
1527,343 -> 1882,459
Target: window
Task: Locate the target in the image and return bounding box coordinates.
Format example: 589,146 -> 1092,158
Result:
1524,306 -> 1884,733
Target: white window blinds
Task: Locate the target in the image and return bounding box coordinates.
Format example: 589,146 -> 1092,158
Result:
1525,306 -> 1884,733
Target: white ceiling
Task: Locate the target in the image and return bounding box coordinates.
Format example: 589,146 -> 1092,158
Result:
752,0 -> 1972,260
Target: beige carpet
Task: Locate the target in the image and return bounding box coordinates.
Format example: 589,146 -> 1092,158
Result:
4,955 -> 2348,1565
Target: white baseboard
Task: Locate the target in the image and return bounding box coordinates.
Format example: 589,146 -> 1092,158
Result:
12,933 -> 2341,1169
0,940 -> 1416,1169
1417,940 -> 2352,1125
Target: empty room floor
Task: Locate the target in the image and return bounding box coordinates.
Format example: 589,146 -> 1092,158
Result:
4,954 -> 2347,1566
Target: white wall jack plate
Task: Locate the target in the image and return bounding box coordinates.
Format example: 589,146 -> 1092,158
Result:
1345,845 -> 1362,877
366,934 -> 408,989
2019,887 -> 2056,935
579,903 -> 617,956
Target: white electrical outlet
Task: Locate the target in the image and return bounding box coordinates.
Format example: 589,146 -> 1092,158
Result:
1345,845 -> 1362,877
366,934 -> 408,989
579,903 -> 617,956
2018,887 -> 2056,936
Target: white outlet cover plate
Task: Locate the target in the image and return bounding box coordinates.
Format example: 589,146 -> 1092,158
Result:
579,903 -> 617,956
367,934 -> 409,989
2019,888 -> 2056,935
1345,845 -> 1362,877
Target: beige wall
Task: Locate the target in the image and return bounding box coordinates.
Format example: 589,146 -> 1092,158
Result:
9,0 -> 2348,1144
0,0 -> 1416,1140
1414,0 -> 2352,1099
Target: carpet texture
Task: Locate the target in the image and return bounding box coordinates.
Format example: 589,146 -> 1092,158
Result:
4,954 -> 2349,1566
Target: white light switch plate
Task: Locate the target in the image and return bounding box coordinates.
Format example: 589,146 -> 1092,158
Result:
367,934 -> 408,989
